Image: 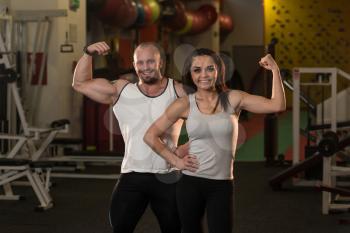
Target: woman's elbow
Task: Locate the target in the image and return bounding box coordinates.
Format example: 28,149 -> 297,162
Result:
280,99 -> 287,111
274,101 -> 286,112
269,98 -> 286,112
281,104 -> 287,112
143,131 -> 153,147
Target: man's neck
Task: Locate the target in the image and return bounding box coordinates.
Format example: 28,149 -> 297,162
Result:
138,76 -> 167,96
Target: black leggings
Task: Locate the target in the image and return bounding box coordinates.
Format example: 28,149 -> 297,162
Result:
109,172 -> 181,233
176,174 -> 234,233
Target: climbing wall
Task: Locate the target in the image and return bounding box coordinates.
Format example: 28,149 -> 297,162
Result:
264,0 -> 350,69
264,0 -> 350,105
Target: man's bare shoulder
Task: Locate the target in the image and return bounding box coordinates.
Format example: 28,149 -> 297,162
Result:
172,95 -> 190,111
166,95 -> 190,119
111,79 -> 130,92
109,79 -> 131,103
175,95 -> 189,104
173,79 -> 187,97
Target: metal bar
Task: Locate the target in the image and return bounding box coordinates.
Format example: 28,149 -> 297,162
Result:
51,173 -> 120,180
337,68 -> 350,81
295,67 -> 337,73
32,130 -> 58,161
292,68 -> 300,165
12,10 -> 67,22
10,83 -> 30,135
0,170 -> 27,185
31,20 -> 52,124
27,19 -> 42,125
25,170 -> 48,208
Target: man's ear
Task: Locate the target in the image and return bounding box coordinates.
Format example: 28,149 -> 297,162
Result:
159,60 -> 165,74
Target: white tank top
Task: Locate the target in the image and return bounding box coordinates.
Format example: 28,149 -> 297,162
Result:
113,79 -> 182,173
183,94 -> 238,180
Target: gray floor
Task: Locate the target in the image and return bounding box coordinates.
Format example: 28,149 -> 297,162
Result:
0,162 -> 349,233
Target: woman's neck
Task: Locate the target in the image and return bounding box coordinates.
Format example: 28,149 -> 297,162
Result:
195,89 -> 218,101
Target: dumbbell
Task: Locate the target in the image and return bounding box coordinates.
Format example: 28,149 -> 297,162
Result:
0,69 -> 18,83
50,119 -> 70,129
318,131 -> 339,157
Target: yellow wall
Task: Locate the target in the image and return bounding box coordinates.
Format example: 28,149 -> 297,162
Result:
264,0 -> 350,105
264,0 -> 350,69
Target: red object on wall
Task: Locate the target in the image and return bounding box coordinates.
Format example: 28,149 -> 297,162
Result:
139,24 -> 158,43
118,38 -> 133,68
27,52 -> 47,85
83,96 -> 125,154
83,97 -> 98,151
96,0 -> 137,28
219,14 -> 234,33
163,0 -> 187,31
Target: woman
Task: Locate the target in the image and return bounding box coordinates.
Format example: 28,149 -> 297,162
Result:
144,48 -> 286,233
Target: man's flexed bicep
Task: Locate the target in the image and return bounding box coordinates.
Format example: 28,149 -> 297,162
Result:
73,77 -> 126,105
72,42 -> 127,104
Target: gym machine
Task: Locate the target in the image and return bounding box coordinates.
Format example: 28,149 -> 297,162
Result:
270,131 -> 350,214
270,67 -> 350,214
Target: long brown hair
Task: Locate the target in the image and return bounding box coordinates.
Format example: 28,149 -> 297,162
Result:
181,48 -> 230,112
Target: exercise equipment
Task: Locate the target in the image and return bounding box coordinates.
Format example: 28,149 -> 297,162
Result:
96,0 -> 138,28
291,67 -> 350,202
135,0 -> 146,26
281,73 -> 316,115
162,0 -> 187,31
163,1 -> 218,36
269,131 -> 350,214
142,0 -> 153,25
187,4 -> 217,35
318,131 -> 339,157
269,132 -> 349,187
146,0 -> 160,23
176,12 -> 193,35
317,185 -> 350,197
0,158 -> 53,211
0,68 -> 18,83
0,68 -> 70,161
0,12 -> 67,210
292,67 -> 350,166
0,71 -> 118,180
219,13 -> 234,34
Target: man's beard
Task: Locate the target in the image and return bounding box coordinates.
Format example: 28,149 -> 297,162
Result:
142,77 -> 158,84
139,70 -> 159,84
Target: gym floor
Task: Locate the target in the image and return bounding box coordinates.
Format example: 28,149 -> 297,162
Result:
0,162 -> 348,233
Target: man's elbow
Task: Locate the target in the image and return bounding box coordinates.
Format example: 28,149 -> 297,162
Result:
72,81 -> 83,93
72,82 -> 77,90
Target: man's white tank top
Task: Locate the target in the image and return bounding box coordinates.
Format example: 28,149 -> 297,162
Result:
113,79 -> 182,174
183,94 -> 238,180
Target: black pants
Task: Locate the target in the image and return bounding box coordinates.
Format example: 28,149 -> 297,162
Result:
176,174 -> 234,233
109,172 -> 181,233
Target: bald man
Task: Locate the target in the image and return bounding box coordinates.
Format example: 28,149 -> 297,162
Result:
73,41 -> 190,233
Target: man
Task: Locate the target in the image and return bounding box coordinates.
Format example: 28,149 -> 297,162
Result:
73,41 -> 197,233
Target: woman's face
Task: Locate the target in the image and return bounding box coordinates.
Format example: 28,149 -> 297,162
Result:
190,55 -> 218,91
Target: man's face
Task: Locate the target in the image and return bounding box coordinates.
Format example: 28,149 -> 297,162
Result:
133,46 -> 162,84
